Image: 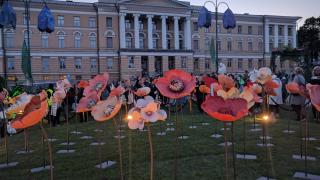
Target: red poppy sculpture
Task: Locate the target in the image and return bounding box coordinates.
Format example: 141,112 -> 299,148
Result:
155,69 -> 196,99
306,84 -> 320,111
76,92 -> 99,113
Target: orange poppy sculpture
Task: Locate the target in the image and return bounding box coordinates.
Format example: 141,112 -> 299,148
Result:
264,79 -> 279,96
77,80 -> 89,89
286,82 -> 307,97
306,84 -> 320,111
5,93 -> 33,117
10,91 -> 48,129
155,69 -> 196,99
84,72 -> 109,98
134,87 -> 151,97
76,92 -> 99,113
201,74 -> 249,121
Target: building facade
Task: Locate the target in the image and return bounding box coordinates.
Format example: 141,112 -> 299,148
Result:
0,0 -> 300,85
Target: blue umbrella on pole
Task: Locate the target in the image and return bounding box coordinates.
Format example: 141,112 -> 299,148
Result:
0,1 -> 16,29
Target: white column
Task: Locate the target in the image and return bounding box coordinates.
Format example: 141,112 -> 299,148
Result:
119,13 -> 126,49
133,14 -> 140,49
147,15 -> 154,49
161,16 -> 167,50
292,25 -> 297,48
185,16 -> 191,50
264,19 -> 269,53
284,25 -> 288,46
174,16 -> 180,50
274,24 -> 279,48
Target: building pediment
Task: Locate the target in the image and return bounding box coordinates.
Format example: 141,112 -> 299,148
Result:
119,0 -> 190,9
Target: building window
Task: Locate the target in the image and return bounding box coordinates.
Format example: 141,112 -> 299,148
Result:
248,59 -> 253,69
74,16 -> 80,27
179,35 -> 184,49
43,76 -> 49,81
58,36 -> 65,48
57,15 -> 64,26
258,39 -> 263,51
106,17 -> 112,28
262,59 -> 266,66
288,27 -> 292,36
205,59 -> 210,69
205,38 -> 210,50
59,57 -> 66,69
279,39 -> 284,48
193,22 -> 198,31
5,33 -> 13,48
269,39 -> 274,51
90,58 -> 97,70
258,59 -> 263,68
181,56 -> 187,68
237,41 -> 243,51
288,39 -> 292,48
194,58 -> 199,69
279,26 -> 284,36
7,56 -> 14,70
89,34 -> 96,48
258,26 -> 263,35
139,21 -> 143,31
74,32 -> 81,48
238,58 -> 243,69
107,57 -> 113,69
41,34 -> 49,48
139,33 -> 145,49
217,40 -> 221,51
128,56 -> 135,68
23,13 -> 30,25
248,26 -> 253,35
227,58 -> 232,68
107,37 -> 113,48
204,28 -> 209,33
125,20 -> 132,29
126,33 -> 132,48
89,17 -> 96,28
269,26 -> 274,36
217,24 -> 221,33
238,25 -> 242,34
152,21 -> 157,32
152,34 -> 159,48
42,57 -> 49,71
75,58 -> 82,69
227,39 -> 232,51
248,40 -> 253,51
193,39 -> 199,50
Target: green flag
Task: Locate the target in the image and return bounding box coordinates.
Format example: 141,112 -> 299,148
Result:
21,39 -> 32,82
210,37 -> 216,64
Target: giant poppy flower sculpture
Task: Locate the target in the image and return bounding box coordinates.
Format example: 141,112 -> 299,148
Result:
306,83 -> 320,111
155,69 -> 196,99
127,95 -> 167,180
201,74 -> 249,179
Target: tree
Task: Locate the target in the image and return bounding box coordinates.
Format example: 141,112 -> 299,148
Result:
297,16 -> 320,80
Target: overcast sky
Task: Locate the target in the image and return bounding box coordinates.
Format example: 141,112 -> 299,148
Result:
69,0 -> 320,26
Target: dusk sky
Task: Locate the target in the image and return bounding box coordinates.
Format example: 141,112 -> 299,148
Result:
69,0 -> 320,27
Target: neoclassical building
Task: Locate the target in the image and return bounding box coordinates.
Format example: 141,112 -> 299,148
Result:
0,0 -> 300,84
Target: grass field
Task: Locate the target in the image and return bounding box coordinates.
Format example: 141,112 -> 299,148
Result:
0,105 -> 319,180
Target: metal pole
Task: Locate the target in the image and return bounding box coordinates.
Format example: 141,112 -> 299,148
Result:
24,0 -> 33,84
215,0 -> 219,74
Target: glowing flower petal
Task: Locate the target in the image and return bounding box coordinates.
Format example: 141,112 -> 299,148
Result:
135,87 -> 151,97
201,96 -> 248,122
91,96 -> 122,122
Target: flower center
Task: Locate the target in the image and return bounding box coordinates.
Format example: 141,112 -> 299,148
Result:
104,105 -> 115,116
87,99 -> 97,108
169,79 -> 184,92
146,111 -> 153,116
95,83 -> 103,91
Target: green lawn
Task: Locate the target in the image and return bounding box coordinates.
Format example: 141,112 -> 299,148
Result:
0,105 -> 319,180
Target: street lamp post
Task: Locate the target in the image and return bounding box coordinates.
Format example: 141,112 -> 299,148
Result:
198,0 -> 234,74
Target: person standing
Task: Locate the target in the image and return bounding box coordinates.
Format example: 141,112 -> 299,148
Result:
289,67 -> 306,121
269,75 -> 283,118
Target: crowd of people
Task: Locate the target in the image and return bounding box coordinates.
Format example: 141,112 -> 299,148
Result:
0,66 -> 320,137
